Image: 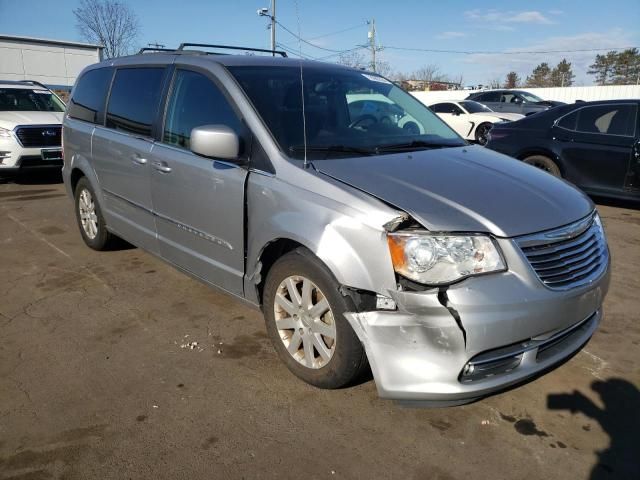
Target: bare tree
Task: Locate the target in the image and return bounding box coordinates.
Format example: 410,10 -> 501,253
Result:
413,64 -> 445,83
337,50 -> 368,70
488,78 -> 502,89
74,0 -> 140,58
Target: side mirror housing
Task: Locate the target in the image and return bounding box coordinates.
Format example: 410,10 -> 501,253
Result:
190,125 -> 241,161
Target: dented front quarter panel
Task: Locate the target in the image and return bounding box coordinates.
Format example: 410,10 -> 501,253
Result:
244,165 -> 401,304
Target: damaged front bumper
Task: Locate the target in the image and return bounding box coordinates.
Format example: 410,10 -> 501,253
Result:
344,264 -> 610,406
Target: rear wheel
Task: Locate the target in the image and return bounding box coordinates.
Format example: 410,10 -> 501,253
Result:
475,122 -> 493,145
74,177 -> 114,250
523,155 -> 562,177
263,248 -> 367,389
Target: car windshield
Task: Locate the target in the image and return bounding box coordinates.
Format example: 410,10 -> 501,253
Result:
460,101 -> 493,113
0,88 -> 65,112
518,91 -> 544,103
228,65 -> 465,159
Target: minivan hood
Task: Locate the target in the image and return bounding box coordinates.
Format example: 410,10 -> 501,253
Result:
0,111 -> 63,130
313,145 -> 593,237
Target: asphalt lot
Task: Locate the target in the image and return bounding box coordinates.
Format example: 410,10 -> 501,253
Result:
0,171 -> 638,480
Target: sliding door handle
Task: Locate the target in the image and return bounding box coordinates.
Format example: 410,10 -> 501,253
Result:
131,154 -> 147,165
153,161 -> 172,173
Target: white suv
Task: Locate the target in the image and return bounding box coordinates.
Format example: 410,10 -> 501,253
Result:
0,80 -> 65,177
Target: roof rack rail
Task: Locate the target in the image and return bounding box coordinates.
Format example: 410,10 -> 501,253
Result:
138,47 -> 176,54
177,43 -> 287,57
19,80 -> 49,89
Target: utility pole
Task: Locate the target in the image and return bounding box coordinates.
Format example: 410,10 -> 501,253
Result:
368,19 -> 376,72
271,0 -> 276,56
258,1 -> 276,56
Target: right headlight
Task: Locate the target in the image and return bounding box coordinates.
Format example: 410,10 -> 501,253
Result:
387,231 -> 506,285
0,127 -> 12,138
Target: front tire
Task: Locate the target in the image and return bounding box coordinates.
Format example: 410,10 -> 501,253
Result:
523,155 -> 562,177
74,177 -> 114,250
475,122 -> 492,145
263,248 -> 367,389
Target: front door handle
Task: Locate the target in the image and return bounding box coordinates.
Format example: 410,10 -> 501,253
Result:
131,154 -> 147,165
153,161 -> 172,173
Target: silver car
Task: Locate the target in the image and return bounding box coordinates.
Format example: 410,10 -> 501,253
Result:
62,45 -> 610,406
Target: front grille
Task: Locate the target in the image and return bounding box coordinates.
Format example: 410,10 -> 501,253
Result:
15,125 -> 62,148
18,155 -> 63,168
516,213 -> 608,290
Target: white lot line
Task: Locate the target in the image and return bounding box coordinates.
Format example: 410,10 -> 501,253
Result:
580,349 -> 608,380
6,213 -> 112,292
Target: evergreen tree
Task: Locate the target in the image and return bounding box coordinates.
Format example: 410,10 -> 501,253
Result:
588,51 -> 618,85
612,48 -> 640,85
525,63 -> 551,87
504,71 -> 521,88
550,59 -> 575,87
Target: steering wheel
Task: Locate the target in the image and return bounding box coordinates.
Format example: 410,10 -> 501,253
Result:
349,114 -> 378,129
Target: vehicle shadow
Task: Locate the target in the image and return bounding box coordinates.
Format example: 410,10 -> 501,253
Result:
1,170 -> 63,185
592,195 -> 640,210
547,378 -> 640,479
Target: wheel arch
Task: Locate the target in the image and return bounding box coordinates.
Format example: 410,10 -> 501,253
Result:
516,148 -> 564,175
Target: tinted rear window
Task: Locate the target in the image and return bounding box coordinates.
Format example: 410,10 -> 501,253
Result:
68,68 -> 113,123
106,68 -> 165,137
576,104 -> 637,136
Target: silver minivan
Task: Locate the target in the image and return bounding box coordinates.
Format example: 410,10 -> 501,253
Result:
62,44 -> 610,406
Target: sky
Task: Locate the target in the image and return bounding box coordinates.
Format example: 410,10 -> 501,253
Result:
1,0 -> 639,85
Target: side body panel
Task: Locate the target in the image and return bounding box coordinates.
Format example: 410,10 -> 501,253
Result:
149,142 -> 248,296
91,126 -> 158,252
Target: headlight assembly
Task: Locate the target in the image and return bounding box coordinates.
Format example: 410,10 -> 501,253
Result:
387,231 -> 506,285
0,127 -> 12,138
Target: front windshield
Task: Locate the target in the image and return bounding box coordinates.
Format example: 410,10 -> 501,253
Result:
228,66 -> 465,159
460,100 -> 493,113
519,91 -> 543,103
0,88 -> 65,112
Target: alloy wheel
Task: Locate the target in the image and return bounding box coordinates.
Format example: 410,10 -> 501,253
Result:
78,188 -> 98,239
273,275 -> 336,369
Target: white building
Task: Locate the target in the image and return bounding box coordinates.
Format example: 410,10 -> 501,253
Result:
0,34 -> 103,90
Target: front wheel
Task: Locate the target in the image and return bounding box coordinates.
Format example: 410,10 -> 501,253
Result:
262,249 -> 367,389
475,122 -> 493,145
522,155 -> 562,177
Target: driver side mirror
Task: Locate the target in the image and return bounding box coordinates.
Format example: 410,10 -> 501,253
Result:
451,110 -> 461,116
190,125 -> 242,162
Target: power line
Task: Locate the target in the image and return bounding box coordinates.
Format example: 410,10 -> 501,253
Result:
275,42 -> 318,60
275,19 -> 345,52
307,22 -> 367,40
382,46 -> 639,55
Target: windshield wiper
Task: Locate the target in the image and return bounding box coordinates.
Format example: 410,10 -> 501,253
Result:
289,144 -> 376,157
375,140 -> 458,152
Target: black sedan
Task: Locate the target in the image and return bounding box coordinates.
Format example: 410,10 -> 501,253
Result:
486,100 -> 640,201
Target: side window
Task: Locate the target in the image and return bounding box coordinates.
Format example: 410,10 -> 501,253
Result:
106,68 -> 165,137
478,91 -> 500,102
575,104 -> 638,136
430,103 -> 449,113
163,69 -> 242,150
68,68 -> 113,123
557,110 -> 578,130
450,103 -> 464,115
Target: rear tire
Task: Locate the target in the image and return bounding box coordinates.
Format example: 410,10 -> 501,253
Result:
523,155 -> 562,177
74,177 -> 114,250
263,248 -> 368,389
